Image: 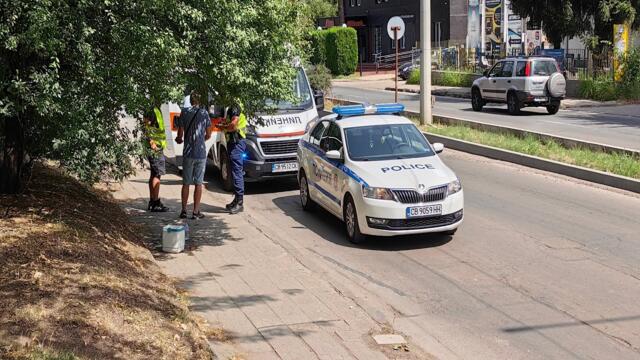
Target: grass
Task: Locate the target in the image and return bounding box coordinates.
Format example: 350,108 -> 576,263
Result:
420,123 -> 640,179
0,164 -> 214,360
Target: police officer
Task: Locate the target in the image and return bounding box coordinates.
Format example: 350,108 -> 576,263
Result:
144,107 -> 170,212
220,102 -> 247,214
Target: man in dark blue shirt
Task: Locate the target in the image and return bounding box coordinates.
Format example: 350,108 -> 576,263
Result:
175,90 -> 212,219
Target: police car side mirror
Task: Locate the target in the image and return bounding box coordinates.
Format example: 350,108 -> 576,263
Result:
433,143 -> 445,154
326,150 -> 342,161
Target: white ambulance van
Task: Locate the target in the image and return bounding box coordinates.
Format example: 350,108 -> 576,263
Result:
160,66 -> 324,191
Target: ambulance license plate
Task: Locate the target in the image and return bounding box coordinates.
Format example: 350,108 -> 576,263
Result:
272,162 -> 298,173
406,204 -> 442,218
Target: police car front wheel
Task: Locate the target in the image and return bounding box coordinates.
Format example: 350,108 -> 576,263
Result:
299,171 -> 316,211
344,196 -> 366,244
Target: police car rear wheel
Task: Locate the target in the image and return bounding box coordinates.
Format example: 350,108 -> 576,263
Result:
344,197 -> 365,244
219,148 -> 233,192
299,172 -> 316,211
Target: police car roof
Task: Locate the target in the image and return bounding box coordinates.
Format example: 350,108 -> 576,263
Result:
334,114 -> 414,129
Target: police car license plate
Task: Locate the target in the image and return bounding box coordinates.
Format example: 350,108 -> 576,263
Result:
406,204 -> 442,218
272,162 -> 298,173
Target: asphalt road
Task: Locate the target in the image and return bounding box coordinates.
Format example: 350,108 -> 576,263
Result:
204,150 -> 640,359
332,86 -> 640,151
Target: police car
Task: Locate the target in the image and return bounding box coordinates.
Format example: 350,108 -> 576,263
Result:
297,103 -> 464,243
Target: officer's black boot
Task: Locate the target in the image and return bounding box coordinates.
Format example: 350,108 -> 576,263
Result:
229,197 -> 243,214
225,196 -> 238,211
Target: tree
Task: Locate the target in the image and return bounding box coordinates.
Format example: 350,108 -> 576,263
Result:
510,0 -> 640,50
0,0 -> 305,194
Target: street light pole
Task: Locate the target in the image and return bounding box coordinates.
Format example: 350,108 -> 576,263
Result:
420,0 -> 432,125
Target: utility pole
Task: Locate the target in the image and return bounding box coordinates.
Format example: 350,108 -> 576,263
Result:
420,0 -> 432,125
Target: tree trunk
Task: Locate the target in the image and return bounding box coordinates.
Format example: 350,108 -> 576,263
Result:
338,0 -> 345,25
0,116 -> 26,194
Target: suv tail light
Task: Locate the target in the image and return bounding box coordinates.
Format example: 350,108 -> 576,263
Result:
525,61 -> 531,77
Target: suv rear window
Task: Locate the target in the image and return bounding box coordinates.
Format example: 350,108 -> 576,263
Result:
532,61 -> 558,76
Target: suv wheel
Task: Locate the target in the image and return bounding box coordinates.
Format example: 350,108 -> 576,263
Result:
546,100 -> 561,115
507,92 -> 521,115
471,88 -> 484,112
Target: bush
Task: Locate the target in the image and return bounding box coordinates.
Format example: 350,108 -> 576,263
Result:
309,30 -> 328,65
579,76 -> 618,101
406,69 -> 476,87
324,27 -> 358,76
306,64 -> 332,93
407,69 -> 421,85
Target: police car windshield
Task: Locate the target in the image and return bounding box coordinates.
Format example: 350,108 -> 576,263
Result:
265,68 -> 313,111
344,124 -> 435,161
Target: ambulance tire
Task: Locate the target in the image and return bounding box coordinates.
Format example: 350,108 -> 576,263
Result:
344,195 -> 366,244
299,171 -> 316,211
219,147 -> 233,192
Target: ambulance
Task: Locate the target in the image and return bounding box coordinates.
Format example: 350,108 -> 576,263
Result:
160,66 -> 323,191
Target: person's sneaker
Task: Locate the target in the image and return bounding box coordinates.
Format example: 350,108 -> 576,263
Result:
179,210 -> 188,219
229,201 -> 243,215
147,200 -> 154,211
192,211 -> 205,219
225,197 -> 238,211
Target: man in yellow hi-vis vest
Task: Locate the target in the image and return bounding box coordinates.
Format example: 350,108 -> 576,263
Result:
144,107 -> 169,212
219,102 -> 247,214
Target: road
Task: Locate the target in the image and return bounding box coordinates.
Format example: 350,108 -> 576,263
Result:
332,86 -> 640,151
204,150 -> 640,359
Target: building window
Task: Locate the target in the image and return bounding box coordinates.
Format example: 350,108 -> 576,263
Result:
350,0 -> 355,6
357,0 -> 362,5
391,35 -> 405,50
374,26 -> 382,55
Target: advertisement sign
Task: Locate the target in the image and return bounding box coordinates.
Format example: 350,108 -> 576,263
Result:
507,14 -> 523,54
525,30 -> 544,55
539,49 -> 565,72
614,23 -> 630,80
466,0 -> 482,53
484,0 -> 503,57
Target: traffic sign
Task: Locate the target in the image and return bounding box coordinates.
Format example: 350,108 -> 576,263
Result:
387,16 -> 406,40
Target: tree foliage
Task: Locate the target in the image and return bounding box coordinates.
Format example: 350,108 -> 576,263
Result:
0,0 -> 305,193
510,0 -> 640,49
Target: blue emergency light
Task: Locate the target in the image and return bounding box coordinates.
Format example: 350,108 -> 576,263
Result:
333,103 -> 405,118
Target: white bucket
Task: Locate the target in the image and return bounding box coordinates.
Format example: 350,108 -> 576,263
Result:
162,225 -> 185,253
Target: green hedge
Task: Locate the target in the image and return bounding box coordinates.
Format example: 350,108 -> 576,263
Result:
309,30 -> 328,66
310,27 -> 357,76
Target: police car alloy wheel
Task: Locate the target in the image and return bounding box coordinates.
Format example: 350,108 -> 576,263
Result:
299,171 -> 316,211
344,196 -> 365,244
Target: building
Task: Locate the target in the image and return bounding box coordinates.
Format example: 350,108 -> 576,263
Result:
342,0 -> 461,62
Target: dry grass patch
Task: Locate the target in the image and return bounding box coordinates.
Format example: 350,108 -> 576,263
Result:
0,164 -> 213,360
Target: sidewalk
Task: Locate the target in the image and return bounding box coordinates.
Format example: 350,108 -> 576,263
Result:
113,168 -> 406,360
332,75 -> 625,109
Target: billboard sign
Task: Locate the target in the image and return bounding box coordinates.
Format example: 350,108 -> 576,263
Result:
484,0 -> 503,57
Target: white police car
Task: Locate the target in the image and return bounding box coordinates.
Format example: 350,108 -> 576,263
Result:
297,103 -> 464,243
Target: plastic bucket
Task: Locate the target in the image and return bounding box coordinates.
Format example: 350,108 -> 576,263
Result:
162,225 -> 185,253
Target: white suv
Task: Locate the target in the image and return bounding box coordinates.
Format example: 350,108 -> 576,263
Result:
471,56 -> 566,115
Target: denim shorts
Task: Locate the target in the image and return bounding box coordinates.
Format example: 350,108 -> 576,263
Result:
182,157 -> 206,185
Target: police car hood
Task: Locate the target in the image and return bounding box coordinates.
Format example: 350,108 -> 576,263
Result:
254,108 -> 316,136
350,156 -> 456,189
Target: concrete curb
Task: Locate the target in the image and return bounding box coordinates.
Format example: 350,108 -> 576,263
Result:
424,133 -> 640,194
327,97 -> 640,194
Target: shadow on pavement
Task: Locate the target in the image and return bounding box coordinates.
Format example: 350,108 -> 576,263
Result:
502,314 -> 640,333
120,196 -> 240,262
272,194 -> 453,251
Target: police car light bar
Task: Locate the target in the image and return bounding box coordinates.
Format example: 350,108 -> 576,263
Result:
333,103 -> 405,118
